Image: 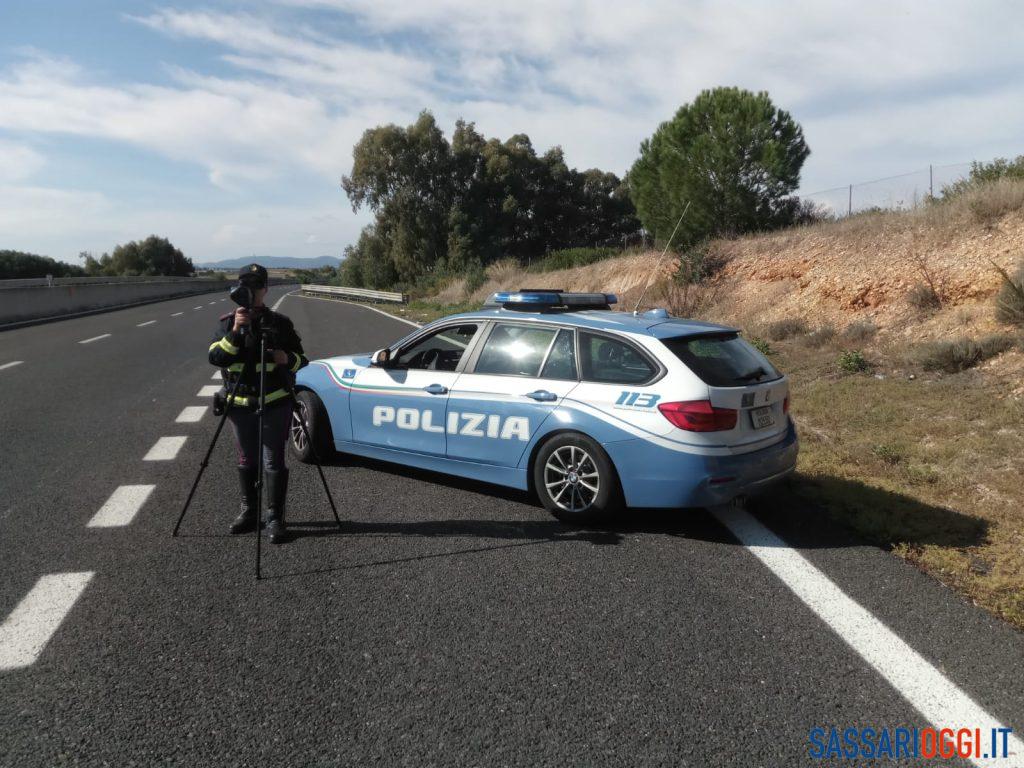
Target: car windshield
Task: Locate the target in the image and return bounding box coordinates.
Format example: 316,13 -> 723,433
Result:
661,333 -> 781,387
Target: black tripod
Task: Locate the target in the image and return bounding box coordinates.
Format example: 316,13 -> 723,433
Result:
172,320 -> 342,579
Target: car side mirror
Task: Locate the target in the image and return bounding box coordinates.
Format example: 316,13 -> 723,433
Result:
371,348 -> 391,367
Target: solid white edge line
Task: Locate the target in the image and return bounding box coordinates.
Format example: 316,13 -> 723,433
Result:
710,505 -> 1022,768
292,292 -> 421,328
196,385 -> 221,397
87,485 -> 155,527
143,436 -> 187,461
271,288 -> 296,312
0,572 -> 94,670
0,361 -> 24,371
136,320 -> 157,327
175,405 -> 208,423
78,334 -> 111,344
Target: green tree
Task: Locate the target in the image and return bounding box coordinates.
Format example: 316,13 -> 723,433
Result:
0,250 -> 86,279
340,112 -> 641,288
630,87 -> 810,248
99,235 -> 193,276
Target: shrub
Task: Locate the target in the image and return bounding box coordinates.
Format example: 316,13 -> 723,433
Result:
804,324 -> 836,348
942,156 -> 1024,199
918,334 -> 1016,373
464,264 -> 487,294
871,443 -> 905,465
749,337 -> 772,356
764,317 -> 808,341
530,247 -> 619,272
842,320 -> 877,343
838,350 -> 870,373
673,241 -> 725,285
993,262 -> 1024,326
907,282 -> 942,310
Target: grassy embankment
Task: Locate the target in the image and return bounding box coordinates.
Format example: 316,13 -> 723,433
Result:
344,180 -> 1024,628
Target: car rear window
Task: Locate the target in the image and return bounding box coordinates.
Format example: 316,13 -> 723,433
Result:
661,333 -> 781,387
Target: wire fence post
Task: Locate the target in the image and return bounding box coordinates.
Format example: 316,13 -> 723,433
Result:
848,184 -> 852,216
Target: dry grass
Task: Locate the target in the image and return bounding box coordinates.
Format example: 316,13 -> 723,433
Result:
432,277 -> 469,305
961,177 -> 1024,226
764,317 -> 809,341
774,338 -> 1024,628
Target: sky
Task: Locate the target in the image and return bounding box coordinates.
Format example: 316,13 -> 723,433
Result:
0,1 -> 1022,264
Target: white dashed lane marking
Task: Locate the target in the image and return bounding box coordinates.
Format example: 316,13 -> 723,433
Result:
197,385 -> 221,397
208,301 -> 216,305
211,371 -> 222,380
143,436 -> 187,461
78,334 -> 111,344
0,572 -> 94,671
0,361 -> 24,371
136,320 -> 157,327
176,406 -> 208,423
87,485 -> 155,527
193,306 -> 203,310
712,505 -> 1023,768
172,312 -> 184,317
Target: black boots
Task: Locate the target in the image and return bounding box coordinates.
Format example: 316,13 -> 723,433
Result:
264,468 -> 289,544
230,466 -> 258,534
231,465 -> 289,543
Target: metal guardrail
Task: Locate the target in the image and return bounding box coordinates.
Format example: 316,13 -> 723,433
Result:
302,284 -> 408,304
0,275 -> 225,289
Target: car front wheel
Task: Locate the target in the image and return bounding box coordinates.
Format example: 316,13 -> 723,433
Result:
290,390 -> 333,463
533,433 -> 621,524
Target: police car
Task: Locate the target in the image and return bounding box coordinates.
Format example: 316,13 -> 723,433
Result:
289,290 -> 798,523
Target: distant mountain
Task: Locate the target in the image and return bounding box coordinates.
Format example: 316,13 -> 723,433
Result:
197,255 -> 341,269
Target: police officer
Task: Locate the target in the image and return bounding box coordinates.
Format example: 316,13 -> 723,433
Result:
208,264 -> 308,543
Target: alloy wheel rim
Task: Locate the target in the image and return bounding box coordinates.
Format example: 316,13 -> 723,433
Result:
291,403 -> 308,452
544,444 -> 600,512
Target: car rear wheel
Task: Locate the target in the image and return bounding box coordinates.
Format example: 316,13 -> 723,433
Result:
290,390 -> 333,463
533,433 -> 621,524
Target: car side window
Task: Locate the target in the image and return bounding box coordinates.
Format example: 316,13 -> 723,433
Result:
474,324 -> 557,377
580,331 -> 656,384
540,329 -> 577,380
392,324 -> 479,371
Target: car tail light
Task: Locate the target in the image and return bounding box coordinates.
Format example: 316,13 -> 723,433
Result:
783,395 -> 790,414
658,400 -> 737,432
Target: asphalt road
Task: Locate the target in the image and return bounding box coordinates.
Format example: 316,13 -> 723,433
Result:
1,287 -> 1022,767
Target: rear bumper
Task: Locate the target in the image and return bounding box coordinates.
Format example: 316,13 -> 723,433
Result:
604,419 -> 799,508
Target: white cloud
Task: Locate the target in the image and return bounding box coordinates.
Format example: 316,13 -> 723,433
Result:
2,1 -> 1023,260
0,140 -> 44,182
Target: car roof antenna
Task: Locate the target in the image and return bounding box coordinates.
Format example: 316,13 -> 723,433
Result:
632,200 -> 691,316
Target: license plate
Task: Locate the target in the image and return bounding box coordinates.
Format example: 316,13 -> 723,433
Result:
750,405 -> 775,429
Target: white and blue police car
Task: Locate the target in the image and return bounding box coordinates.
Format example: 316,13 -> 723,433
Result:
290,290 -> 797,523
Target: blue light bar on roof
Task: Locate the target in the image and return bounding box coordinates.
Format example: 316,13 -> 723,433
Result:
484,290 -> 618,311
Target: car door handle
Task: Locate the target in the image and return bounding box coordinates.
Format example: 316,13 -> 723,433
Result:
423,384 -> 448,395
525,390 -> 557,402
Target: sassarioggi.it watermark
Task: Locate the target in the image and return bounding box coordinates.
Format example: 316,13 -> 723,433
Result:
809,726 -> 1014,760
